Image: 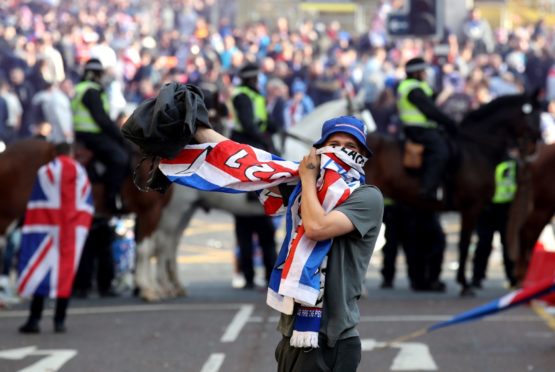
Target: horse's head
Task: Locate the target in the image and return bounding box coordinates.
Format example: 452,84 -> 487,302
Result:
512,90 -> 543,157
461,92 -> 543,157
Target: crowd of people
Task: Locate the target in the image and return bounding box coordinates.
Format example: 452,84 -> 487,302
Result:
1,1 -> 555,139
1,0 -> 555,295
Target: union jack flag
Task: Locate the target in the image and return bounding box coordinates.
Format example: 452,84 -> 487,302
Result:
17,155 -> 94,298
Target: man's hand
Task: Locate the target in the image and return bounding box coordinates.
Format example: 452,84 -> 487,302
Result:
194,126 -> 228,144
298,147 -> 356,241
299,148 -> 320,184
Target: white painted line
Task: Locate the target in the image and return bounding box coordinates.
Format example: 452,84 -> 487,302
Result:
0,347 -> 77,372
0,303 -> 543,325
359,315 -> 541,322
0,303 -> 246,318
390,342 -> 437,371
249,315 -> 541,323
0,346 -> 37,359
361,339 -> 437,371
361,339 -> 385,351
200,353 -> 225,372
220,305 -> 254,342
19,350 -> 77,372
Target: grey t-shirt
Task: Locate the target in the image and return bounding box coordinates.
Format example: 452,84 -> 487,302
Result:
277,185 -> 384,347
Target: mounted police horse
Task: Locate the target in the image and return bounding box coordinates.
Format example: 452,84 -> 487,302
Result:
0,139 -> 57,280
364,93 -> 542,295
131,87 -> 264,301
508,143 -> 555,282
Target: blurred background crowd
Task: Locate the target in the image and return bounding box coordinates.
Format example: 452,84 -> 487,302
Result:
1,0 -> 555,145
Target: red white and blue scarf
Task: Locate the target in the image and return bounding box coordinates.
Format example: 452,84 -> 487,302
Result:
159,140 -> 366,347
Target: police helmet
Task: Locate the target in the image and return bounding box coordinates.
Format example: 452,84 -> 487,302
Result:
84,58 -> 104,73
405,57 -> 429,74
238,63 -> 260,79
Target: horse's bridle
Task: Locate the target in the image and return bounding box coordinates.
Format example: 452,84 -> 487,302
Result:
517,101 -> 541,163
133,155 -> 167,193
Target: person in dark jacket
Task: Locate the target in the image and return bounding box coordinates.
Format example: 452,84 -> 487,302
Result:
472,159 -> 518,289
397,57 -> 457,200
231,63 -> 277,289
231,63 -> 275,152
71,58 -> 129,213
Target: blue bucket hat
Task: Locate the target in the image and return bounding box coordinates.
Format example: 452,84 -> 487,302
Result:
291,79 -> 307,94
313,115 -> 372,156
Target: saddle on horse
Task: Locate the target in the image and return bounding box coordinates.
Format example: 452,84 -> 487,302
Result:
403,140 -> 425,169
73,140 -> 129,215
400,133 -> 458,202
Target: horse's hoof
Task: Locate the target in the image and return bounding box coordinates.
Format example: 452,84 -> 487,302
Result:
140,290 -> 160,302
459,287 -> 476,297
174,287 -> 187,297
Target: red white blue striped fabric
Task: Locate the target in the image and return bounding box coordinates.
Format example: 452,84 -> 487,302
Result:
159,140 -> 299,195
429,276 -> 555,331
159,140 -> 366,310
17,156 -> 94,298
159,140 -> 367,348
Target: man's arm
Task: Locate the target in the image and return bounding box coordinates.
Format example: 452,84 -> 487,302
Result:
407,88 -> 458,128
194,126 -> 228,143
82,88 -> 123,140
298,148 -> 355,241
194,125 -> 282,197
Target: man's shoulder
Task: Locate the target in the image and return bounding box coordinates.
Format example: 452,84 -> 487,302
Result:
350,184 -> 383,200
232,91 -> 251,104
340,184 -> 384,212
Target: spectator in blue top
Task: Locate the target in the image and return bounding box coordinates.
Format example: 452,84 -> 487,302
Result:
284,79 -> 314,130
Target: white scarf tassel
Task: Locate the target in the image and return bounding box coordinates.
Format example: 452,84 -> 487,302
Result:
290,330 -> 320,348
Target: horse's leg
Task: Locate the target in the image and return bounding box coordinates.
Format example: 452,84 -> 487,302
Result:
0,234 -> 7,298
134,236 -> 160,302
0,221 -> 18,299
134,201 -> 168,301
154,231 -> 174,298
515,207 -> 554,283
165,234 -> 187,297
457,210 -> 479,296
165,201 -> 200,297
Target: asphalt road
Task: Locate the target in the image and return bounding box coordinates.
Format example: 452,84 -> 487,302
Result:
1,210 -> 554,372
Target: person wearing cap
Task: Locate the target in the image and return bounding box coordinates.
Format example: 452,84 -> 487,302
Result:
397,57 -> 458,200
190,116 -> 384,371
231,62 -> 278,289
71,58 -> 129,214
273,116 -> 382,372
231,62 -> 274,151
284,79 -> 314,130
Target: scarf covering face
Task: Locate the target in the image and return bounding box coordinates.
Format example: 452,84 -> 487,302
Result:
158,140 -> 367,348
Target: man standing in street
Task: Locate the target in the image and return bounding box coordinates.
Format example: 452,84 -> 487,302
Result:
183,116 -> 383,371
472,159 -> 518,289
231,62 -> 277,289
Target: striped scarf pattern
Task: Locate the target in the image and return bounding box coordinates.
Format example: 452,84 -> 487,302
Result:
159,140 -> 366,347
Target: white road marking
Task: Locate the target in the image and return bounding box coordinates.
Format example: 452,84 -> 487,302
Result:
359,315 -> 541,322
390,342 -> 437,371
361,339 -> 437,371
0,303 -> 246,318
0,346 -> 37,359
221,304 -> 254,342
19,350 -> 77,372
0,347 -> 77,372
0,303 -> 542,326
249,314 -> 540,323
199,353 -> 225,372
